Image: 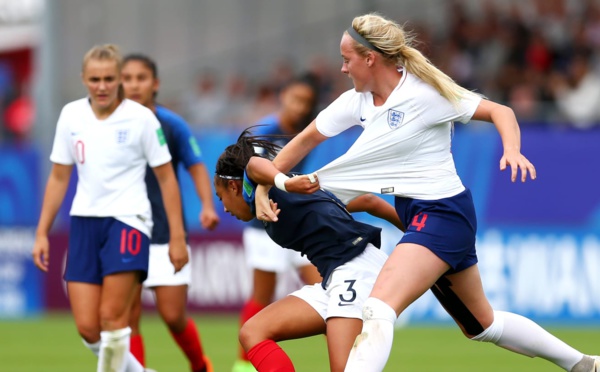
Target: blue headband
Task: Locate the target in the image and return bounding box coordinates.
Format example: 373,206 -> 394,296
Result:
346,27 -> 385,54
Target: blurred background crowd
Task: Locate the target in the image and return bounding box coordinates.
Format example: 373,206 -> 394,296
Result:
1,0 -> 600,144
178,0 -> 600,131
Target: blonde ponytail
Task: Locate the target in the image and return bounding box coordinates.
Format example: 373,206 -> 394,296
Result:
350,13 -> 474,103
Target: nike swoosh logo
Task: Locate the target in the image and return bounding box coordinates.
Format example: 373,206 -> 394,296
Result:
71,132 -> 79,136
121,257 -> 135,263
360,117 -> 366,122
338,302 -> 354,307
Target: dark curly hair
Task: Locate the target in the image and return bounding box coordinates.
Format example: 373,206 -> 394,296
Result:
214,127 -> 284,186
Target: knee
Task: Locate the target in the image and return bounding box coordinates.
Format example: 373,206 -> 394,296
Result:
469,310 -> 504,343
77,322 -> 101,343
99,306 -> 128,330
160,309 -> 187,332
239,318 -> 265,352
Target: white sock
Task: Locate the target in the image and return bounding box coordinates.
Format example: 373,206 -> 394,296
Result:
83,338 -> 101,357
98,327 -> 134,372
473,311 -> 584,370
124,354 -> 145,372
83,333 -> 144,372
345,297 -> 397,372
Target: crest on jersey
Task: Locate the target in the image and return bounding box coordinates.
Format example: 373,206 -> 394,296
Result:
387,109 -> 404,130
115,129 -> 130,144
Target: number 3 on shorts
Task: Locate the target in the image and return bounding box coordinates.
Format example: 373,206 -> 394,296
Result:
339,279 -> 357,304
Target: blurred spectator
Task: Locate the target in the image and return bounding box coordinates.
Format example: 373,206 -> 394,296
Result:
183,69 -> 228,128
548,49 -> 600,128
244,83 -> 278,125
175,0 -> 600,130
220,72 -> 252,127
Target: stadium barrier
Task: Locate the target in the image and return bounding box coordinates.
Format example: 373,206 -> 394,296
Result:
1,125 -> 598,323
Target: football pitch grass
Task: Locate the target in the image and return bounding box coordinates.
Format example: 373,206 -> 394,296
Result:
1,312 -> 598,371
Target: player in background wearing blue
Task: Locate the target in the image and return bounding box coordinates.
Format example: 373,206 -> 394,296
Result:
257,13 -> 599,372
215,130 -> 404,372
121,54 -> 219,372
233,75 -> 322,372
32,44 -> 187,372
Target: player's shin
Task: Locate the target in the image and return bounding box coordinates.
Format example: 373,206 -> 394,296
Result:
344,297 -> 397,372
98,327 -> 134,372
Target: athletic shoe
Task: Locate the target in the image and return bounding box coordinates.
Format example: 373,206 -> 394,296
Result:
144,369 -> 157,372
231,359 -> 257,372
203,356 -> 214,372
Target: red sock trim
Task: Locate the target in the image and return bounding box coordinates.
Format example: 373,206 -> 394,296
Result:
129,334 -> 145,367
247,339 -> 295,372
239,299 -> 267,360
170,318 -> 206,371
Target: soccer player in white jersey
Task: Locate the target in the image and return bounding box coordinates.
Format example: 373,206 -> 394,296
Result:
255,13 -> 599,372
32,44 -> 187,372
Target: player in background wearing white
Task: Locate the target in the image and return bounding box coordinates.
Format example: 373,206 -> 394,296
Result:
256,13 -> 600,372
233,76 -> 322,372
121,54 -> 219,372
32,44 -> 187,372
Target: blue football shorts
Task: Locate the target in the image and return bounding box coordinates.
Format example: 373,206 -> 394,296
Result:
64,216 -> 150,284
394,188 -> 478,274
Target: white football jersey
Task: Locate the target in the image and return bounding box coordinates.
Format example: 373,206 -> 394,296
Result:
50,98 -> 172,235
315,69 -> 481,203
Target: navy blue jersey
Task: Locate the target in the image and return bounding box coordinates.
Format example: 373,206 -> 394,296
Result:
248,116 -> 310,229
242,171 -> 382,288
145,105 -> 204,244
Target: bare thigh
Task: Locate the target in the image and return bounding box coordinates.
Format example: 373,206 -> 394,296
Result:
326,317 -> 363,372
298,264 -> 322,286
68,281 -> 102,342
100,271 -> 141,331
371,243 -> 450,315
433,264 -> 494,337
239,295 -> 325,351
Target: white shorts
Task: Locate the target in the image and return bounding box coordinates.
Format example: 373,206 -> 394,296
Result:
290,244 -> 387,320
143,243 -> 192,288
243,227 -> 311,272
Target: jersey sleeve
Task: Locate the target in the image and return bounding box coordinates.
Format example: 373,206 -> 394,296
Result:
49,106 -> 75,165
142,111 -> 172,168
315,90 -> 362,137
418,88 -> 482,127
172,116 -> 204,168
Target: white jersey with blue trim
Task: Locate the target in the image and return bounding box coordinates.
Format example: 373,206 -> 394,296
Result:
49,98 -> 172,235
314,68 -> 482,203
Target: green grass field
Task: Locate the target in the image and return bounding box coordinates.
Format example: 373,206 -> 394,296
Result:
1,312 -> 598,371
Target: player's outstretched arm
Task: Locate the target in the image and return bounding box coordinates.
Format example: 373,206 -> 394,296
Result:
33,163 -> 73,272
152,162 -> 188,272
271,121 -> 327,173
346,194 -> 405,232
472,99 -> 536,183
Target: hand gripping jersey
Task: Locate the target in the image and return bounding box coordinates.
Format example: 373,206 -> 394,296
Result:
49,98 -> 172,236
242,171 -> 381,288
314,68 -> 482,203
